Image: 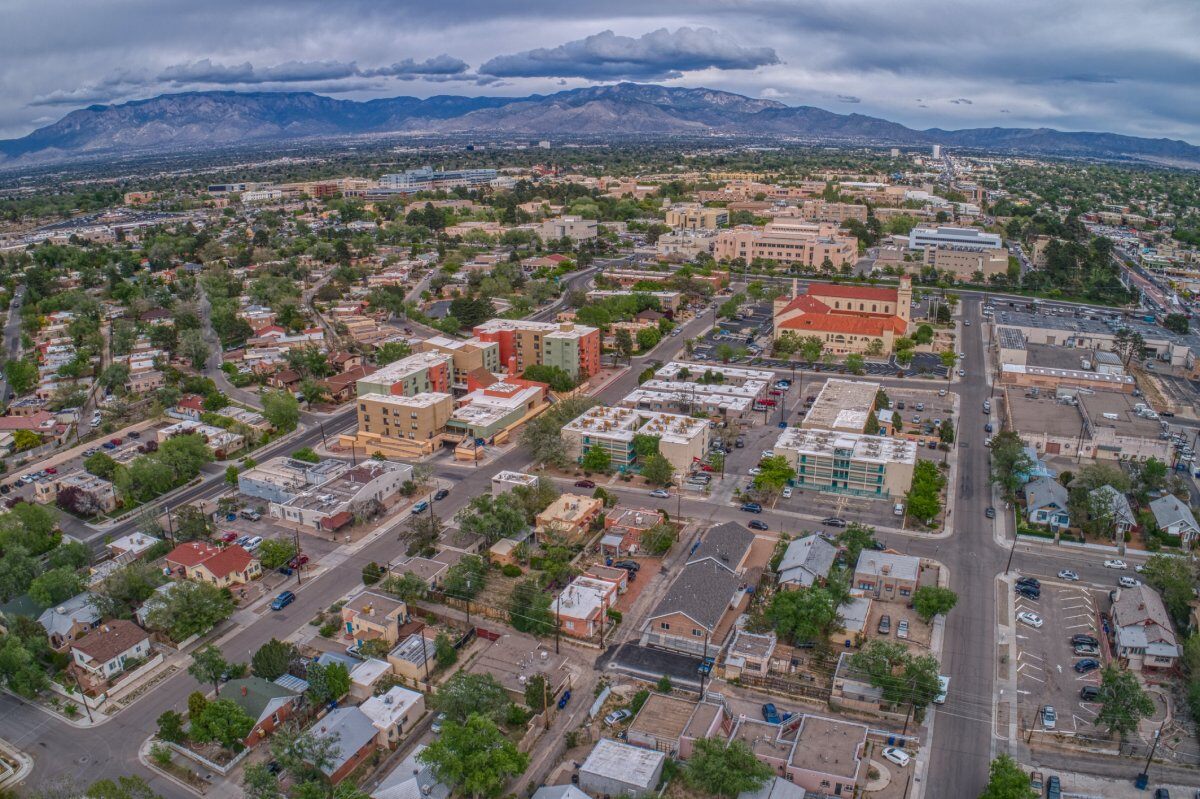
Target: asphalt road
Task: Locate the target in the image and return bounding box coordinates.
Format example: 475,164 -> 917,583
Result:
0,287 -> 25,409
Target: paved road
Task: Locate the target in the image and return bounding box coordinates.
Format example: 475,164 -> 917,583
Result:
0,287 -> 25,409
196,285 -> 263,409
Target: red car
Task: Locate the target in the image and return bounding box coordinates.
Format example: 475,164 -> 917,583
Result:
290,554 -> 310,568
698,464 -> 714,472
45,467 -> 58,475
110,438 -> 123,446
219,530 -> 238,543
769,390 -> 782,396
759,399 -> 776,407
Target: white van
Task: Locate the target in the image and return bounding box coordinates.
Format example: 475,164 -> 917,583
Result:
893,503 -> 905,516
935,675 -> 949,704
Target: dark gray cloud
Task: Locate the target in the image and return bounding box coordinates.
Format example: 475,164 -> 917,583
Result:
160,59 -> 360,85
359,55 -> 470,79
479,27 -> 779,80
836,95 -> 861,104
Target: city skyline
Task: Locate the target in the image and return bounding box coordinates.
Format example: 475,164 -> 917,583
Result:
3,0 -> 1199,142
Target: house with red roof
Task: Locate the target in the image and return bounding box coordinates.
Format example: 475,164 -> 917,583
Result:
772,276 -> 912,356
165,541 -> 262,587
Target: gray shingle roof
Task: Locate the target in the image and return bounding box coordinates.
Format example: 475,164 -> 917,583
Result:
1149,494 -> 1199,534
1026,476 -> 1068,512
36,592 -> 99,637
371,744 -> 450,799
1089,485 -> 1135,527
777,535 -> 837,587
645,558 -> 741,632
687,522 -> 754,573
311,706 -> 377,776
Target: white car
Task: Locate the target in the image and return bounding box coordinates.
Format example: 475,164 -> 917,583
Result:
1057,570 -> 1079,581
1134,563 -> 1146,573
782,487 -> 793,498
1119,576 -> 1141,588
882,747 -> 910,767
761,450 -> 775,459
1017,611 -> 1044,628
748,468 -> 763,476
1104,559 -> 1127,570
649,489 -> 670,499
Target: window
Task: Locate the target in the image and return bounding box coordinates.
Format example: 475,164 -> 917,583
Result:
692,628 -> 704,637
660,622 -> 670,630
900,588 -> 911,597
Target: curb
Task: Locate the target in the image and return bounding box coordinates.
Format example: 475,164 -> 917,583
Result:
0,737 -> 33,788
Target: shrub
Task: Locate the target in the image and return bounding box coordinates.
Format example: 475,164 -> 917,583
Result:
501,564 -> 522,578
606,608 -> 623,622
362,562 -> 384,585
318,621 -> 339,638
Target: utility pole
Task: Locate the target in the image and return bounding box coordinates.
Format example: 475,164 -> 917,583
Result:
318,421 -> 327,450
1138,720 -> 1167,786
543,676 -> 551,730
421,632 -> 430,688
293,527 -> 303,586
71,670 -> 94,723
555,603 -> 561,654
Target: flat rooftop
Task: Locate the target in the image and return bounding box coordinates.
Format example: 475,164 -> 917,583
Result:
655,361 -> 775,384
788,715 -> 866,779
241,457 -> 348,490
581,739 -> 664,787
1005,390 -> 1088,438
492,471 -> 539,487
358,391 -> 452,409
1025,343 -> 1097,371
563,405 -> 707,445
1001,363 -> 1135,388
803,379 -> 881,433
627,693 -> 698,742
995,327 -> 1027,350
467,633 -> 570,695
776,427 -> 916,465
365,351 -> 452,384
474,319 -> 597,339
1080,391 -> 1165,440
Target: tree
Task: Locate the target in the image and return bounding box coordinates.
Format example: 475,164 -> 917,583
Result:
838,523 -> 877,567
1134,457 -> 1168,499
456,494 -> 527,545
978,754 -> 1037,799
190,698 -> 254,750
521,364 -> 576,392
912,586 -> 959,622
28,567 -> 85,607
845,353 -> 865,375
508,578 -> 554,636
381,572 -> 429,604
641,522 -> 676,556
752,454 -> 796,496
270,724 -> 341,784
156,710 -> 187,744
188,645 -> 231,696
174,504 -> 214,541
225,465 -> 240,486
143,581 -> 235,641
12,429 -> 41,452
48,540 -> 90,570
913,324 -> 934,345
83,451 -> 119,480
242,762 -> 282,799
179,329 -> 210,371
766,585 -> 841,644
683,738 -> 774,799
520,396 -> 597,468
375,341 -> 412,365
938,418 -> 955,444
989,431 -> 1033,501
434,672 -> 511,724
1163,313 -> 1190,335
613,328 -> 634,361
306,661 -> 350,704
639,452 -> 674,486
636,326 -> 661,352
581,446 -> 611,474
0,634 -> 49,697
99,363 -> 131,395
1140,554 -> 1198,625
0,502 -> 59,555
850,641 -> 941,710
419,714 -> 529,799
261,390 -> 300,431
256,538 -> 297,571
434,633 -> 457,669
251,639 -> 297,681
0,546 -> 38,602
1095,666 -> 1155,739
442,555 -> 487,600
3,358 -> 39,396
85,775 -> 162,799
905,460 -> 945,524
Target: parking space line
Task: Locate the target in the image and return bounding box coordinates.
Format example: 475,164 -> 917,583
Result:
1017,650 -> 1044,661
1062,613 -> 1091,621
1064,622 -> 1094,631
1019,671 -> 1045,683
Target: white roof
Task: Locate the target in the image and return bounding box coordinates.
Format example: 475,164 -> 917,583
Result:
580,738 -> 665,789
359,686 -> 424,732
349,658 -> 391,687
855,551 -> 920,582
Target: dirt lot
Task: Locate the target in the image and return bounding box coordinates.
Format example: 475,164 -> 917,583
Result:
865,600 -> 934,650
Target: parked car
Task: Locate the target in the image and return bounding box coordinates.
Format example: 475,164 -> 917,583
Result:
240,509 -> 261,521
761,703 -> 781,724
1029,771 -> 1044,792
878,614 -> 891,634
882,747 -> 910,767
557,690 -> 571,710
1104,559 -> 1128,569
412,501 -> 429,515
604,709 -> 632,726
1016,576 -> 1041,590
612,560 -> 640,572
985,507 -> 996,519
45,466 -> 57,475
127,431 -> 141,439
1070,634 -> 1100,647
242,536 -> 264,551
1079,685 -> 1101,701
1119,576 -> 1141,588
101,442 -> 117,450
740,502 -> 763,513
735,437 -> 745,448
433,488 -> 449,501
289,554 -> 309,568
761,450 -> 774,459
748,468 -> 762,476
748,520 -> 769,531
1041,705 -> 1056,729
781,486 -> 793,498
649,489 -> 670,499
574,480 -> 596,489
897,620 -> 909,639
1015,585 -> 1041,600
1074,658 -> 1100,673
1046,775 -> 1061,799
1073,644 -> 1100,657
1017,611 -> 1044,628
110,438 -> 122,446
1153,788 -> 1170,799
1058,569 -> 1079,581
431,713 -> 446,734
270,591 -> 296,611
822,517 -> 847,527
935,675 -> 949,704
219,531 -> 238,543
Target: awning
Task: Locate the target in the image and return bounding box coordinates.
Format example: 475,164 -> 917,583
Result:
600,534 -> 624,549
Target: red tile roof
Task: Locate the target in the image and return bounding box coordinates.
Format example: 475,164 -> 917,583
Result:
778,314 -> 906,337
165,541 -> 222,568
808,284 -> 900,302
196,545 -> 256,579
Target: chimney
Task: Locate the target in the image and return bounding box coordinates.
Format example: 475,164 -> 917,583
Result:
881,564 -> 891,575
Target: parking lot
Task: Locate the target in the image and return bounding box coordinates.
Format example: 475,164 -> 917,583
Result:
1012,578 -> 1107,737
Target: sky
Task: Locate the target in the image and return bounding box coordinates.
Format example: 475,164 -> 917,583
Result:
2,0 -> 1199,142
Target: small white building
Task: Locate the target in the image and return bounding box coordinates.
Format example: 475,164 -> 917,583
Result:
358,685 -> 426,747
579,738 -> 665,797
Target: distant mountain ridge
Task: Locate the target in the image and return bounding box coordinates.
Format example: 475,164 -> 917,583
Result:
3,83 -> 1197,166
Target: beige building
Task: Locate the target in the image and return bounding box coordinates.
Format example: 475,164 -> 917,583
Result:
714,222 -> 858,268
349,392 -> 455,457
341,591 -> 409,647
796,201 -> 869,224
775,427 -> 916,500
924,245 -> 1009,278
562,405 -> 711,477
665,204 -> 728,230
535,494 -> 604,544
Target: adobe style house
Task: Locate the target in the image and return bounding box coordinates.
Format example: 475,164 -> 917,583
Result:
165,541 -> 262,587
341,591 -> 409,647
853,551 -> 921,602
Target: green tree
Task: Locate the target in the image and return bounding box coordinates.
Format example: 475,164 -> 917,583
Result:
520,364 -> 576,392
1163,313 -> 1190,335
508,578 -> 554,636
845,353 -> 865,375
613,328 -> 634,361
752,454 -> 796,496
306,661 -> 350,704
989,431 -> 1034,500
269,724 -> 341,784
261,390 -> 300,431
838,523 -> 877,567
83,451 -> 119,480
519,396 -> 598,468
381,572 -> 429,604
905,460 -> 945,524
144,581 -> 235,641
456,493 -> 527,545
242,762 -> 282,799
85,775 -> 162,799
12,429 -> 41,452
291,447 -> 320,463
190,698 -> 254,750
298,379 -> 328,409
639,453 -> 674,486
1139,554 -> 1198,625
913,324 -> 934,345
524,673 -> 549,714
0,546 -> 38,602
256,538 -> 297,571
939,418 -> 955,444
1095,665 -> 1155,739
850,641 -> 941,710
1134,457 -> 1169,499
434,672 -> 511,724
3,358 -> 39,396
47,540 -> 91,570
978,754 -> 1037,799
766,585 -> 842,644
156,710 -> 187,744
581,446 -> 611,474
375,340 -> 413,365
912,586 -> 959,622
641,521 -> 676,556
434,633 -> 458,669
419,714 -> 529,799
28,567 -> 84,607
683,738 -> 774,798
179,329 -> 210,371
442,556 -> 487,600
188,645 -> 232,696
636,326 -> 661,352
251,639 -> 297,681
0,634 -> 49,697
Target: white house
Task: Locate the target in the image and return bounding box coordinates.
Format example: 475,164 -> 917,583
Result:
1025,477 -> 1069,530
69,620 -> 151,681
1148,494 -> 1200,546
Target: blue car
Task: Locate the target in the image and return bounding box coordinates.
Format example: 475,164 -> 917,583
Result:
270,591 -> 296,611
412,501 -> 429,515
1074,658 -> 1100,674
557,689 -> 571,710
761,703 -> 780,724
740,502 -> 763,513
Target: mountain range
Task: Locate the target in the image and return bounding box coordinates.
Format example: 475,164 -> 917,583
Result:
3,83 -> 1198,167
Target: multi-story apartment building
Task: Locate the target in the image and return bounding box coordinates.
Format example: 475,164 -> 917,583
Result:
355,351 -> 453,397
664,204 -> 729,230
562,405 -> 710,476
473,320 -> 601,381
416,335 -> 501,393
796,201 -> 869,224
714,221 -> 858,268
774,427 -> 916,499
538,216 -> 598,242
351,393 -> 455,456
656,229 -> 718,260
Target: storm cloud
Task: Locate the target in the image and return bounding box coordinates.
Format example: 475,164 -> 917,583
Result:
478,27 -> 780,80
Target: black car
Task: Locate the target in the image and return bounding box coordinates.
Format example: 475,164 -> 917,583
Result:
127,430 -> 141,439
822,517 -> 847,528
1071,634 -> 1099,647
985,507 -> 996,518
1016,576 -> 1041,590
613,560 -> 640,573
1079,685 -> 1101,701
748,520 -> 769,531
1015,585 -> 1040,600
433,488 -> 450,501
